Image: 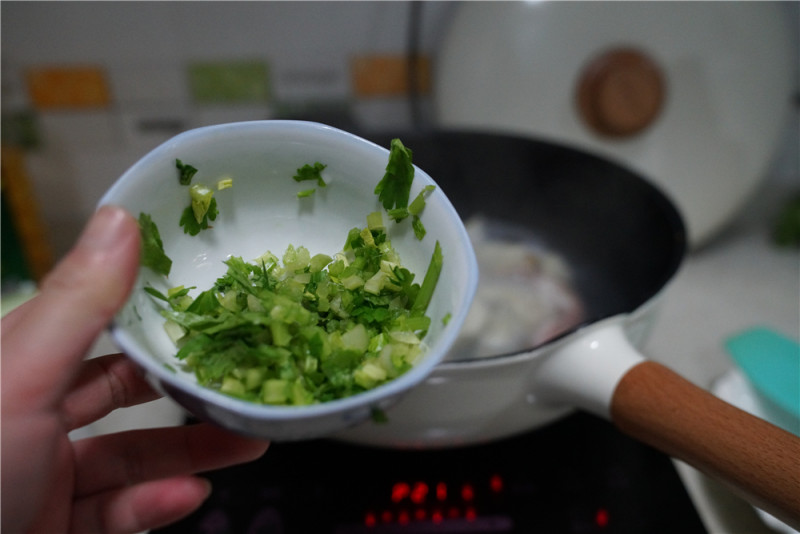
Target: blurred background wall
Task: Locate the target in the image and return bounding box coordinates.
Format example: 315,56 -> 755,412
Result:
1,1 -> 798,288
0,1 -> 454,273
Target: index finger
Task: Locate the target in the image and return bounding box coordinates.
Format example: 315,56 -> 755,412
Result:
1,206 -> 140,414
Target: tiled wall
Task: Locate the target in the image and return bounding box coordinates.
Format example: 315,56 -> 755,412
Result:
1,1 -> 455,259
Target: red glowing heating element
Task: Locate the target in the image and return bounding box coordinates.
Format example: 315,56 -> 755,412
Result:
465,506 -> 477,521
436,482 -> 447,501
461,483 -> 475,502
596,507 -> 610,528
410,482 -> 428,504
398,510 -> 410,525
366,476 -> 507,528
391,482 -> 410,503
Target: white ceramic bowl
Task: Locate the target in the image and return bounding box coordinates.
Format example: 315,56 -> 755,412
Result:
98,120 -> 478,440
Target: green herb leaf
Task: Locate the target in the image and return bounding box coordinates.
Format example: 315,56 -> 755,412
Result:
374,139 -> 414,212
138,213 -> 172,276
186,289 -> 221,315
176,159 -> 198,186
293,162 -> 327,187
180,197 -> 218,236
143,286 -> 170,301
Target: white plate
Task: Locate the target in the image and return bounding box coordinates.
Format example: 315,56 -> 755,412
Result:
434,2 -> 795,247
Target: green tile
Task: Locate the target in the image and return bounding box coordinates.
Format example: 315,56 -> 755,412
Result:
188,60 -> 270,105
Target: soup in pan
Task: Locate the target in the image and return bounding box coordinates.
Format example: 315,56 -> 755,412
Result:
447,217 -> 585,361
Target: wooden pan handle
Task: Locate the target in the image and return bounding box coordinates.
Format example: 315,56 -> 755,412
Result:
611,361 -> 800,529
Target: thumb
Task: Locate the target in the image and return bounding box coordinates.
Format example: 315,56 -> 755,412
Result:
1,206 -> 141,412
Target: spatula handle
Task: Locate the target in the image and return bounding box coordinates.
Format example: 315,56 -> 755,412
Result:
611,361 -> 800,529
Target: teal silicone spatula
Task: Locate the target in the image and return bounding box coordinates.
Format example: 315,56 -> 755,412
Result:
725,327 -> 800,421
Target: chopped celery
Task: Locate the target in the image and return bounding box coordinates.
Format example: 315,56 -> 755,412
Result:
151,215 -> 441,406
297,188 -> 316,198
189,184 -> 214,223
366,211 -> 385,231
408,185 -> 435,216
144,138 -> 445,407
412,241 -> 443,312
174,161 -> 231,236
163,320 -> 187,343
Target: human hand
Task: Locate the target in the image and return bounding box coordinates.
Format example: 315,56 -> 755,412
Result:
1,206 -> 270,533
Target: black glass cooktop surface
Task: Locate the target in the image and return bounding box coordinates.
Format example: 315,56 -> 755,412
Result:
153,413 -> 706,534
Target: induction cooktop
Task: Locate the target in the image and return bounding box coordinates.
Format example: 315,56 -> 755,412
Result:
152,413 -> 707,533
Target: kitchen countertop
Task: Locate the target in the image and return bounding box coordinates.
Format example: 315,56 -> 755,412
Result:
644,175 -> 799,534
66,172 -> 798,533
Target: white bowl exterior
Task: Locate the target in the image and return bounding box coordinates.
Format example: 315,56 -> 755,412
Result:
100,121 -> 478,440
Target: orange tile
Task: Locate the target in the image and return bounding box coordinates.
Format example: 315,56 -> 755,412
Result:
27,66 -> 111,110
351,55 -> 430,97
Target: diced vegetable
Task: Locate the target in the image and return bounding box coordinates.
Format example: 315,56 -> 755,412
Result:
297,188 -> 316,198
174,160 -> 230,236
143,138 -> 445,406
189,184 -> 214,223
154,215 -> 439,405
412,241 -> 443,312
179,198 -> 218,236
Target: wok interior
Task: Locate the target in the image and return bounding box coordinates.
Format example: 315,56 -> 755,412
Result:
368,130 -> 687,359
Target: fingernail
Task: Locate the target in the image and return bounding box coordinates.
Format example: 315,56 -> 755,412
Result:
77,206 -> 135,252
